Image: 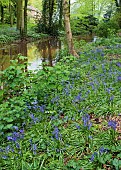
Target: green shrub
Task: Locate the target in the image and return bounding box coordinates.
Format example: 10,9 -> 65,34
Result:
95,18 -> 120,38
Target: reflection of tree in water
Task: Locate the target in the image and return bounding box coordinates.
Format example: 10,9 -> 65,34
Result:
0,40 -> 27,71
0,38 -> 62,71
0,41 -> 28,93
37,38 -> 61,66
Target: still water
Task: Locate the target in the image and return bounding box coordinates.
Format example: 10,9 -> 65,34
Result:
0,35 -> 94,71
0,38 -> 61,71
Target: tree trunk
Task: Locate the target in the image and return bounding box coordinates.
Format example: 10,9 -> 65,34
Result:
1,5 -> 4,24
9,1 -> 14,27
17,0 -> 22,30
59,0 -> 63,28
115,0 -> 121,28
23,0 -> 28,38
49,0 -> 55,34
63,0 -> 79,57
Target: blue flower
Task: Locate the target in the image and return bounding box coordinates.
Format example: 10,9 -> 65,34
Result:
75,125 -> 80,129
7,130 -> 24,142
39,105 -> 45,113
32,144 -> 37,155
110,95 -> 114,101
99,147 -> 108,154
90,152 -> 97,162
52,127 -> 61,140
116,62 -> 121,67
74,93 -> 81,102
29,139 -> 37,154
82,114 -> 90,126
7,136 -> 13,141
16,142 -> 20,149
82,114 -> 92,130
2,155 -> 8,159
117,76 -> 121,82
12,126 -> 19,131
108,120 -> 117,130
30,114 -> 39,124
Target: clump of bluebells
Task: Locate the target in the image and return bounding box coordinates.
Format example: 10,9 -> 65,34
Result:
82,114 -> 92,130
0,37 -> 121,170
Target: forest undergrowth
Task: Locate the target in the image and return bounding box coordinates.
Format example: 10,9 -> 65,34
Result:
0,37 -> 121,170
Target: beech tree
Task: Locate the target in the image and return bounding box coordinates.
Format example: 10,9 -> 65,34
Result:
63,0 -> 79,57
16,0 -> 28,38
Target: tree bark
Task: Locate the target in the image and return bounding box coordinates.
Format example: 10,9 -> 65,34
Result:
1,5 -> 4,24
115,0 -> 121,28
63,0 -> 79,57
23,0 -> 28,38
17,0 -> 22,30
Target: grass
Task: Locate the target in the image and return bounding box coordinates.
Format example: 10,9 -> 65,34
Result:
0,37 -> 121,169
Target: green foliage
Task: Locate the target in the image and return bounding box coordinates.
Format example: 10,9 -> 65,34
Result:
95,18 -> 120,38
0,38 -> 121,169
71,15 -> 98,35
0,25 -> 20,43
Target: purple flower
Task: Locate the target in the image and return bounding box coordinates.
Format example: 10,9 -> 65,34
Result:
88,122 -> 92,130
19,129 -> 24,133
7,130 -> 24,142
110,95 -> 114,101
29,139 -> 37,154
32,144 -> 37,155
116,62 -> 121,67
89,136 -> 92,139
2,155 -> 7,159
16,142 -> 20,149
6,145 -> 11,153
52,127 -> 61,140
90,152 -> 97,162
7,136 -> 13,141
39,105 -> 45,113
12,126 -> 19,131
75,125 -> 80,129
73,93 -> 82,103
32,100 -> 38,105
29,138 -> 32,145
30,114 -> 39,124
51,96 -> 59,104
108,120 -> 117,130
99,147 -> 108,154
117,76 -> 121,82
82,114 -> 92,130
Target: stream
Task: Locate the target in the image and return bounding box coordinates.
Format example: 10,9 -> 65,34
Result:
0,35 -> 94,71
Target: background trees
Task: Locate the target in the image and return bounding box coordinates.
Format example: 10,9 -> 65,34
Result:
0,0 -> 120,39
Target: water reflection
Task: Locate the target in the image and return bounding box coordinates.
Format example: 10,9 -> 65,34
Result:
0,35 -> 94,71
0,38 -> 61,71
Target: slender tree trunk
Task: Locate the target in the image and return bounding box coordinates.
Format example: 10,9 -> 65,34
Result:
24,0 -> 28,38
20,0 -> 25,39
59,0 -> 63,28
63,0 -> 79,57
42,0 -> 48,33
115,0 -> 121,28
49,0 -> 54,33
1,5 -> 4,24
9,1 -> 13,27
17,0 -> 23,30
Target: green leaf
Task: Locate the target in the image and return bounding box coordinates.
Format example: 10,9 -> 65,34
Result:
4,124 -> 13,129
0,124 -> 4,130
